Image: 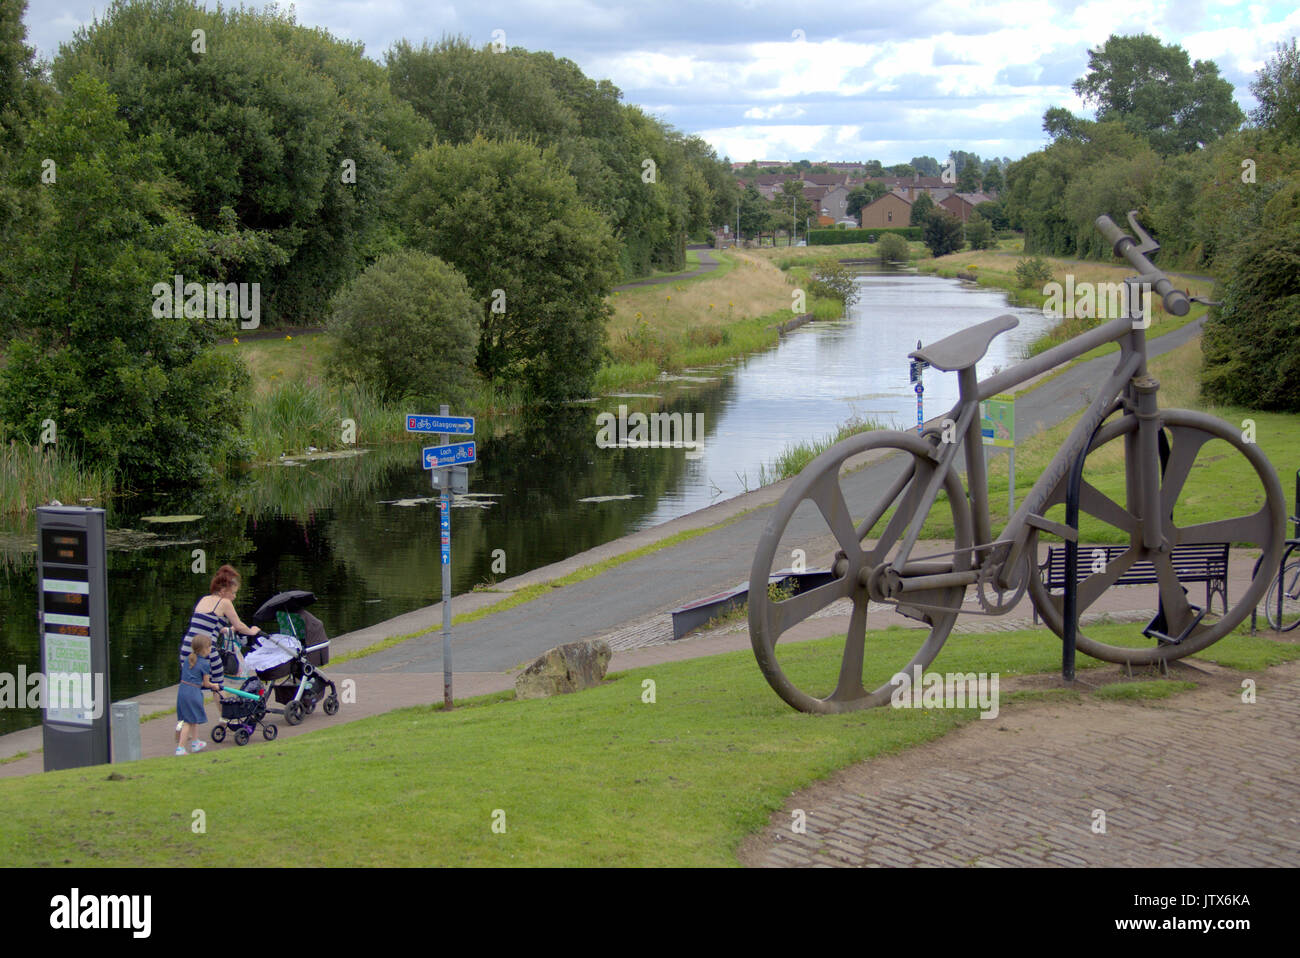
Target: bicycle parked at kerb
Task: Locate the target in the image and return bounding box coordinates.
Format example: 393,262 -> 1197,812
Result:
748,212 -> 1287,713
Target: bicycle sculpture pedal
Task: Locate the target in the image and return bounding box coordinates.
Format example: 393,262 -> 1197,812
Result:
748,211 -> 1286,713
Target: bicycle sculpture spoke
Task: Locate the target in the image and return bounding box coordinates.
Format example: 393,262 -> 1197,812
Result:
1029,408 -> 1285,664
748,430 -> 973,713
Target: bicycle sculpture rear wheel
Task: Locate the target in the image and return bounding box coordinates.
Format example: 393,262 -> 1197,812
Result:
1028,408 -> 1286,663
749,429 -> 973,713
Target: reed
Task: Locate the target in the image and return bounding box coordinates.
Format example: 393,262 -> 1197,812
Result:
0,440 -> 116,515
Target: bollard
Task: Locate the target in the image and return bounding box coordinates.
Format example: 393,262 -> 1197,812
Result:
111,702 -> 141,763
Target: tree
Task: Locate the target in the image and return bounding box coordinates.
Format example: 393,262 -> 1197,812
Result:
1071,34 -> 1243,154
0,75 -> 253,485
846,182 -> 888,219
965,214 -> 994,250
738,184 -> 769,242
975,200 -> 1009,231
55,0 -> 427,325
957,163 -> 981,192
910,155 -> 940,177
1250,38 -> 1300,144
398,136 -> 616,400
778,179 -> 815,241
981,165 -> 1004,195
325,250 -> 480,404
1043,106 -> 1093,142
807,258 -> 861,307
878,232 -> 910,262
1201,211 -> 1300,411
910,191 -> 935,226
922,210 -> 964,257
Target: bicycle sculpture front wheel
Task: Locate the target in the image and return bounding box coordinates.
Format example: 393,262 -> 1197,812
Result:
1029,408 -> 1286,663
749,429 -> 973,713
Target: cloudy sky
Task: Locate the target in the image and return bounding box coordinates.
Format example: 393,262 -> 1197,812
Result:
23,0 -> 1300,165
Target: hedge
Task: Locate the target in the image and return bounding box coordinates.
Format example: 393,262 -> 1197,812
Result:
809,227 -> 922,245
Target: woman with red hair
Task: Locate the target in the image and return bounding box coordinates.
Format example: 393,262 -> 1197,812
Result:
179,564 -> 264,694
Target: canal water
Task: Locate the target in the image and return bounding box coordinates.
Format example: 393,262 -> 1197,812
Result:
0,268 -> 1053,733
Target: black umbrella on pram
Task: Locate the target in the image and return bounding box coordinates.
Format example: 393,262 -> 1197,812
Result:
252,590 -> 316,623
242,589 -> 337,726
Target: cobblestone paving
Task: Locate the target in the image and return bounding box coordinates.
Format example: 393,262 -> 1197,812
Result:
741,661 -> 1300,867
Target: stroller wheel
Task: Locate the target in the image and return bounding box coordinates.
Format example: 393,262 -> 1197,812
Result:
234,728 -> 250,746
323,696 -> 339,716
211,725 -> 226,743
263,723 -> 278,741
285,701 -> 304,726
304,696 -> 317,714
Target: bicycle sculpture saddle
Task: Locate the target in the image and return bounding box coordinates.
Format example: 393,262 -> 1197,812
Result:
908,314 -> 1019,371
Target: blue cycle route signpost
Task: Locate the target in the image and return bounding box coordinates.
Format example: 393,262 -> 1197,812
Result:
909,341 -> 927,434
407,406 -> 476,709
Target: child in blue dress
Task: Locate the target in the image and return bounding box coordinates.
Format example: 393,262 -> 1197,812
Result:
177,634 -> 222,755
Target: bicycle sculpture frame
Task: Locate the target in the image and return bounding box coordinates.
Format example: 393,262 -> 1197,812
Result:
749,212 -> 1286,713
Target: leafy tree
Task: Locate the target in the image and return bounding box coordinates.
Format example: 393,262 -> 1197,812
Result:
778,179 -> 815,240
957,163 -> 981,192
738,184 -> 768,242
965,214 -> 994,250
0,75 -> 254,484
1043,106 -> 1094,142
975,200 -> 1009,231
846,182 -> 888,219
887,163 -> 915,177
910,156 -> 940,177
397,136 -> 616,400
1072,33 -> 1243,154
909,191 -> 935,226
807,258 -> 861,307
1201,204 -> 1300,411
1250,38 -> 1300,144
325,250 -> 480,404
55,0 -> 427,325
922,210 -> 964,257
981,165 -> 1004,195
878,232 -> 910,262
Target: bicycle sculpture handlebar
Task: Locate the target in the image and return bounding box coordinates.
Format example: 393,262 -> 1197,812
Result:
1095,211 -> 1191,316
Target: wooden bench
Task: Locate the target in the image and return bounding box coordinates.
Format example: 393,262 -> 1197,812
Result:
1033,542 -> 1229,625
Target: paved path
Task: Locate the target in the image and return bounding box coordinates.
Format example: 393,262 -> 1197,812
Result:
612,247 -> 718,290
740,658 -> 1300,867
335,317 -> 1208,676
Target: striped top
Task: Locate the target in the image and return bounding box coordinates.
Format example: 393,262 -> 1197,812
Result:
180,602 -> 231,687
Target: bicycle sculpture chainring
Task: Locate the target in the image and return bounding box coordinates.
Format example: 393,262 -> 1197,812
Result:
975,555 -> 1029,614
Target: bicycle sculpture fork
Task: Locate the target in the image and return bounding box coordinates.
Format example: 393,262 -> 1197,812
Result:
748,212 -> 1286,713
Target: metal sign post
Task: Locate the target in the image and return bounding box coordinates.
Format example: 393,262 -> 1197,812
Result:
409,405 -> 478,710
37,507 -> 112,771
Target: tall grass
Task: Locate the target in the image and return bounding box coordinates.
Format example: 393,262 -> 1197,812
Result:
0,441 -> 115,515
243,380 -> 397,461
756,414 -> 886,485
242,374 -> 532,463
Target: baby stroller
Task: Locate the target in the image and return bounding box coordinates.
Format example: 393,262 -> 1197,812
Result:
246,591 -> 339,727
211,681 -> 278,745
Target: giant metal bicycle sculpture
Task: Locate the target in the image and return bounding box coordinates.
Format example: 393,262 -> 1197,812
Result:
748,213 -> 1286,713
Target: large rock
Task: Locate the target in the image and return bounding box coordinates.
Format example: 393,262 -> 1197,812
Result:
514,640 -> 612,700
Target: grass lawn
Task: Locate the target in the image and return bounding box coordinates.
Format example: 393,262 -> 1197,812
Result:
2,621 -> 1289,867
217,333 -> 332,396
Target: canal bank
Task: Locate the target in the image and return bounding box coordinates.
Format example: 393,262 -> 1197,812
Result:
0,314 -> 1214,772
